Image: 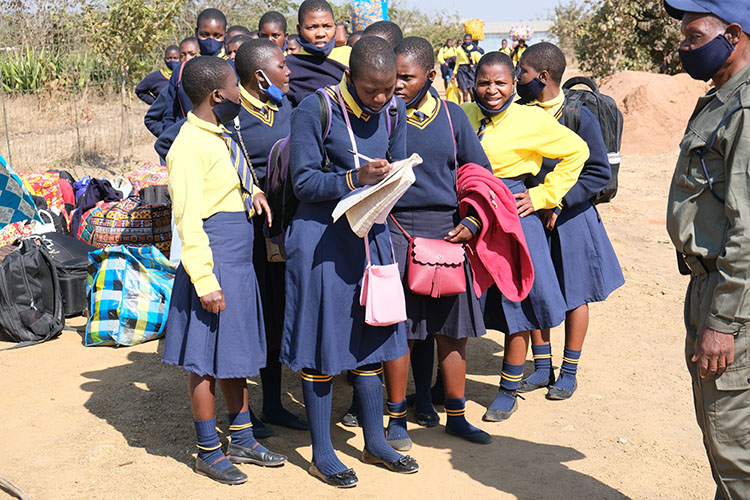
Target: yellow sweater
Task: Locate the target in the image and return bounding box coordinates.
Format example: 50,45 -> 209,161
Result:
437,46 -> 457,65
167,112 -> 261,296
461,101 -> 589,210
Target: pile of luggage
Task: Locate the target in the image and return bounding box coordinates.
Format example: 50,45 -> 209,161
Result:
0,157 -> 176,349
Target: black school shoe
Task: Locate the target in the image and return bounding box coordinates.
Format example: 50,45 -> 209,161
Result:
415,410 -> 440,427
517,370 -> 556,393
546,376 -> 578,401
482,390 -> 520,422
226,442 -> 287,466
361,449 -> 419,474
194,457 -> 247,485
341,411 -> 360,427
260,411 -> 310,431
308,463 -> 358,488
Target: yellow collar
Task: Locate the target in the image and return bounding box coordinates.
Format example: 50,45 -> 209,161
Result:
186,111 -> 227,135
407,92 -> 437,119
160,68 -> 172,79
297,45 -> 351,66
531,91 -> 565,117
239,85 -> 278,112
337,76 -> 365,119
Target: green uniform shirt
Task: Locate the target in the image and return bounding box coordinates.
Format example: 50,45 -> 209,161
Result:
667,64 -> 750,334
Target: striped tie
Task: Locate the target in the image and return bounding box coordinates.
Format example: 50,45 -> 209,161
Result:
413,111 -> 427,121
477,117 -> 489,142
219,129 -> 257,218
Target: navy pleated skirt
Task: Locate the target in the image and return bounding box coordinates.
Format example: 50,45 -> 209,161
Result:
253,220 -> 285,354
550,201 -> 624,310
483,177 -> 567,335
389,209 -> 485,341
456,65 -> 475,91
162,212 -> 267,379
280,201 -> 408,376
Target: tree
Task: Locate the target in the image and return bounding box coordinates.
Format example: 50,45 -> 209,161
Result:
85,0 -> 184,162
551,0 -> 682,78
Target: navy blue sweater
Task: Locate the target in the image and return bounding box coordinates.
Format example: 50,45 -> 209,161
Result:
135,70 -> 170,105
286,50 -> 350,108
144,86 -> 170,137
532,105 -> 610,208
290,84 -> 407,204
396,91 -> 492,211
154,117 -> 186,161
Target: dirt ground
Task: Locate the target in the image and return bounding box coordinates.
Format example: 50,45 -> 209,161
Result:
0,71 -> 719,499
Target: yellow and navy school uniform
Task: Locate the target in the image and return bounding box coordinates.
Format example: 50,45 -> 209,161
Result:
286,45 -> 351,107
135,69 -> 172,105
162,111 -> 267,379
527,93 -> 624,311
455,43 -> 482,91
461,100 -> 589,334
512,45 -> 527,67
280,78 -> 409,375
500,46 -> 512,57
232,86 -> 292,354
437,45 -> 457,82
389,88 -> 492,341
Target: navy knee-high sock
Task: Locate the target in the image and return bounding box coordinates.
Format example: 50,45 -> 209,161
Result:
489,361 -> 524,411
386,399 -> 409,442
228,411 -> 267,452
195,418 -> 231,470
301,369 -> 347,475
523,343 -> 553,385
353,365 -> 403,462
411,337 -> 436,415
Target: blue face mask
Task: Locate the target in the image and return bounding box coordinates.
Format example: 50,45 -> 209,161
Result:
197,36 -> 224,56
346,80 -> 392,115
473,89 -> 515,117
214,96 -> 242,124
679,34 -> 735,82
258,70 -> 286,106
405,78 -> 434,108
165,60 -> 180,72
298,35 -> 336,58
516,76 -> 545,102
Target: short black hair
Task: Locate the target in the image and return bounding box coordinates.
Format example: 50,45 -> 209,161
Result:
165,45 -> 179,56
180,36 -> 198,46
181,56 -> 233,106
464,33 -> 473,39
196,8 -> 227,31
520,41 -> 566,85
475,51 -> 515,82
362,20 -> 403,48
288,34 -> 300,42
347,30 -> 363,47
394,36 -> 434,72
350,36 -> 396,81
259,11 -> 287,32
227,34 -> 252,48
227,25 -> 252,37
298,0 -> 334,25
235,39 -> 282,85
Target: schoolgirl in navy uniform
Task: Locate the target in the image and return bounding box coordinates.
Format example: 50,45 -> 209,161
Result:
515,43 -> 624,399
382,37 -> 492,450
232,39 -> 308,431
161,56 -> 286,485
461,52 -> 589,422
135,45 -> 179,105
281,36 -> 419,487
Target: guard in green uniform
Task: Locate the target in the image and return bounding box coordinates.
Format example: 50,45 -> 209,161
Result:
665,2 -> 750,499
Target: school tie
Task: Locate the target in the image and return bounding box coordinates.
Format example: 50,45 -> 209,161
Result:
219,129 -> 257,218
413,111 -> 427,121
477,117 -> 489,142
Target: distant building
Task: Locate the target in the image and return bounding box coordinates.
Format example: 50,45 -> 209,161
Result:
472,20 -> 555,52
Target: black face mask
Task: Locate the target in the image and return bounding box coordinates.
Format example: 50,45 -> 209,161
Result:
213,96 -> 242,123
516,77 -> 546,102
679,34 -> 735,82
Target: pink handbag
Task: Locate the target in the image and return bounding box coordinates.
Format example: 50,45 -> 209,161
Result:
359,233 -> 407,327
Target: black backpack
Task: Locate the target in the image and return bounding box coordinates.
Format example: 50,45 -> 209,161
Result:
0,239 -> 64,347
562,77 -> 624,204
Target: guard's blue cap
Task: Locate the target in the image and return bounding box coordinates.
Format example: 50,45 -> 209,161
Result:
664,0 -> 750,32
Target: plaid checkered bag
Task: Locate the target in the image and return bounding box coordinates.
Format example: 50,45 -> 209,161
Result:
0,155 -> 38,230
85,245 -> 176,346
89,197 -> 172,257
127,163 -> 168,193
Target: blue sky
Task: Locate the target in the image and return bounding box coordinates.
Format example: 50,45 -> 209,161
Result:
400,0 -> 563,22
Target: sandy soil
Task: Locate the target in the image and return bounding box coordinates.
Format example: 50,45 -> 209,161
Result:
0,149 -> 715,499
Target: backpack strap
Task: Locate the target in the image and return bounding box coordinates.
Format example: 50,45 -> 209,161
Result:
695,104 -> 746,204
562,76 -> 600,94
561,90 -> 583,134
386,97 -> 398,163
316,90 -> 334,172
177,62 -> 187,119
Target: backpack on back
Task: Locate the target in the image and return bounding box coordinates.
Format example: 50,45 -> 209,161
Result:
562,77 -> 624,204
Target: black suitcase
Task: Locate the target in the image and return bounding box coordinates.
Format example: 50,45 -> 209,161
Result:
28,233 -> 95,317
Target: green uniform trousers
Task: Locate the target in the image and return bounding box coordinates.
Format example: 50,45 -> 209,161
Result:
685,270 -> 750,500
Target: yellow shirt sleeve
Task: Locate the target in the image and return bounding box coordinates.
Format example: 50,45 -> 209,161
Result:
167,144 -> 221,297
526,115 -> 590,210
437,47 -> 447,65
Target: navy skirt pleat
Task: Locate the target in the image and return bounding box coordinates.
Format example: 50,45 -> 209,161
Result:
389,209 -> 485,341
280,201 -> 408,375
162,212 -> 267,379
483,178 -> 567,334
550,201 -> 624,310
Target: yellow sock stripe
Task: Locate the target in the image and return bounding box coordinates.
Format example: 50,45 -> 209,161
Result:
562,357 -> 580,364
445,409 -> 465,416
229,423 -> 253,431
388,410 -> 408,418
301,372 -> 333,382
351,368 -> 383,376
533,354 -> 553,359
501,372 -> 524,382
197,443 -> 222,451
